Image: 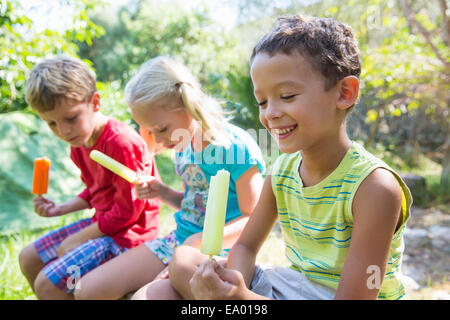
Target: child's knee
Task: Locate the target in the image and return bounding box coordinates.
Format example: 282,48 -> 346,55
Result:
130,286 -> 148,300
18,244 -> 39,272
34,271 -> 56,299
73,274 -> 99,300
168,246 -> 193,278
168,246 -> 201,292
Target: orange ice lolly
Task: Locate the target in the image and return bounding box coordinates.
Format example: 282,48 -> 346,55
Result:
32,157 -> 51,196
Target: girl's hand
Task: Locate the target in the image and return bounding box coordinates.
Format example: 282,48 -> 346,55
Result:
189,259 -> 249,300
134,176 -> 165,200
33,196 -> 62,217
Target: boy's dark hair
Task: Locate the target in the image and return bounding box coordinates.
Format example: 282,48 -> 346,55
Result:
251,15 -> 361,91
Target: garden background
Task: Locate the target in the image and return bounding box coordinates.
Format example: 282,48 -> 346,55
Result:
0,0 -> 448,299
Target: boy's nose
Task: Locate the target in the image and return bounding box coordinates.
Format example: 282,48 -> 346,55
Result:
59,123 -> 72,137
265,102 -> 282,120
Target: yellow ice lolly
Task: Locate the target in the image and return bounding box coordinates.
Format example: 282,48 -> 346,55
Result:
201,169 -> 230,258
89,150 -> 138,183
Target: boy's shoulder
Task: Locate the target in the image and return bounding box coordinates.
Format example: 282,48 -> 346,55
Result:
349,142 -> 412,219
95,118 -> 147,156
345,142 -> 392,173
103,118 -> 142,143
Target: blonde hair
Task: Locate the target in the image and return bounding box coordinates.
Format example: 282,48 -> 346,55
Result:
125,56 -> 231,147
26,55 -> 97,112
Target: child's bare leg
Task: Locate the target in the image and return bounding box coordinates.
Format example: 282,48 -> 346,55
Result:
19,243 -> 46,292
131,276 -> 182,300
74,244 -> 165,300
34,271 -> 74,300
169,246 -> 217,299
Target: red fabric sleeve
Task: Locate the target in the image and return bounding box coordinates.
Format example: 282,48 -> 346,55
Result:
77,188 -> 92,207
96,141 -> 151,237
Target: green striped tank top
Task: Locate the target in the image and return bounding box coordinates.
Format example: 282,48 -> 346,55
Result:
271,141 -> 412,300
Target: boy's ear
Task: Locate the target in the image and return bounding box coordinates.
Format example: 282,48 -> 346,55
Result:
336,76 -> 359,110
91,92 -> 101,111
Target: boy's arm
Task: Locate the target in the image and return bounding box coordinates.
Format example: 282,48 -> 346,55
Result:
334,168 -> 403,300
34,196 -> 90,217
58,196 -> 91,215
227,170 -> 278,286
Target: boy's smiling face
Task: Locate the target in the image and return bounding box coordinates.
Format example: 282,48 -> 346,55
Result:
251,52 -> 344,154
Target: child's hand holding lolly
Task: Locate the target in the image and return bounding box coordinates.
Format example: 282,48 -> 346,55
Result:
33,197 -> 62,217
134,175 -> 162,200
189,259 -> 250,300
89,150 -> 167,200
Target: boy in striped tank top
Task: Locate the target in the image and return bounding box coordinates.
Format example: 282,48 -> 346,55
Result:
172,15 -> 412,300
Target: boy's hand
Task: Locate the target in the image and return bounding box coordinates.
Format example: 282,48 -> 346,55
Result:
189,259 -> 249,300
33,196 -> 62,217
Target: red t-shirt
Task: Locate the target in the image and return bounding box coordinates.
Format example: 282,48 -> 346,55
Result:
70,118 -> 161,248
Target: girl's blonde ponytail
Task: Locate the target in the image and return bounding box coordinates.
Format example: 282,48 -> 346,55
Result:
180,83 -> 231,148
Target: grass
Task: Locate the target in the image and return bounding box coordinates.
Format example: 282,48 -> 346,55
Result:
0,204 -> 288,300
0,211 -> 91,300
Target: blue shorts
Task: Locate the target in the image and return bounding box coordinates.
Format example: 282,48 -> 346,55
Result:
34,218 -> 127,294
145,230 -> 229,265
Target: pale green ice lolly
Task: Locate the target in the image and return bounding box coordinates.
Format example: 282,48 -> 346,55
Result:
89,150 -> 138,183
201,169 -> 230,258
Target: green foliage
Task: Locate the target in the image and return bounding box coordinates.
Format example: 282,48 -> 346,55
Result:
77,0 -> 258,127
96,81 -> 135,127
78,1 -> 241,83
270,0 -> 450,167
0,0 -> 105,113
1,0 -> 448,204
0,112 -> 89,235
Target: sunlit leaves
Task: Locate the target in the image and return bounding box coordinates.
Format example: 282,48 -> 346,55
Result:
0,0 -> 104,113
